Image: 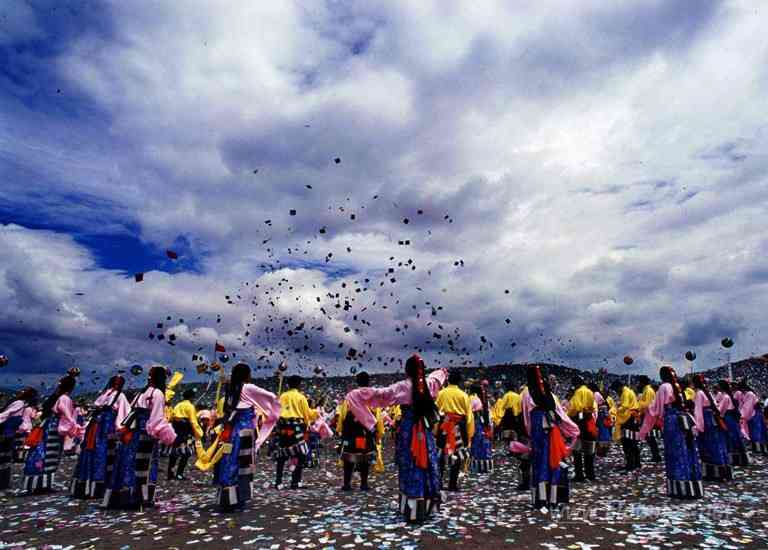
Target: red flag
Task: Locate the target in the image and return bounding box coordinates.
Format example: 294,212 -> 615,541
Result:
215,342 -> 226,353
166,250 -> 178,260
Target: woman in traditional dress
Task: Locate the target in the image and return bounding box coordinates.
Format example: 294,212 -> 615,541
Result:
24,374 -> 84,494
738,380 -> 767,455
716,380 -> 750,466
639,366 -> 703,499
591,383 -> 613,457
0,388 -> 38,490
345,354 -> 447,523
520,365 -> 579,509
468,383 -> 494,474
71,375 -> 130,499
692,375 -> 731,481
213,362 -> 280,511
103,366 -> 176,509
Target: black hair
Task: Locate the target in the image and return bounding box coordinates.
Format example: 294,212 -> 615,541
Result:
635,375 -> 651,391
448,370 -> 462,386
183,389 -> 196,401
287,375 -> 302,389
659,366 -> 684,409
41,375 -> 77,419
355,371 -> 370,387
527,365 -> 556,412
405,354 -> 439,425
103,375 -> 125,393
144,366 -> 168,395
571,375 -> 585,388
224,363 -> 251,418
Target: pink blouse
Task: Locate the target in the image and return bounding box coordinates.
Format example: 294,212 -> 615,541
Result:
0,400 -> 24,425
345,369 -> 448,431
137,387 -> 176,445
54,394 -> 85,439
470,396 -> 482,412
311,412 -> 334,440
594,391 -> 605,407
521,391 -> 579,440
716,392 -> 735,415
693,390 -> 711,433
236,383 -> 280,451
21,406 -> 38,432
639,383 -> 700,438
94,389 -> 132,427
739,391 -> 759,423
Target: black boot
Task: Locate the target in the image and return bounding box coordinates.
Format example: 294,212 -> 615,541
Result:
359,461 -> 370,491
648,435 -> 662,463
167,452 -> 178,480
516,459 -> 530,491
585,454 -> 595,481
275,457 -> 286,487
290,457 -> 304,489
342,460 -> 353,491
572,451 -> 585,482
447,461 -> 460,492
176,455 -> 189,480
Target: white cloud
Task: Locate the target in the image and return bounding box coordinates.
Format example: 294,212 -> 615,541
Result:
2,1 -> 768,387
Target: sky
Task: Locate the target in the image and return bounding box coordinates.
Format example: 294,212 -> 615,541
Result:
1,1 -> 767,391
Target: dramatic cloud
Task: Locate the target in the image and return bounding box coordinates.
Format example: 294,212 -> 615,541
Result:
1,1 -> 767,390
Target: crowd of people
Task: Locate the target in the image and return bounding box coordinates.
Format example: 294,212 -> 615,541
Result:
1,357 -> 768,525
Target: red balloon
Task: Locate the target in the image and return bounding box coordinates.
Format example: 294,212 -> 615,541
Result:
623,355 -> 634,366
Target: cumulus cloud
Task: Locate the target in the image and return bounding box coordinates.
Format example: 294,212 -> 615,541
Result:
1,1 -> 768,389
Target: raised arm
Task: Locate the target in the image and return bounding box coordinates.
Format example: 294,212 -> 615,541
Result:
241,383 -> 280,450
0,400 -> 23,425
346,382 -> 405,431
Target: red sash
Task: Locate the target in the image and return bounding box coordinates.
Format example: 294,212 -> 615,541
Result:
548,425 -> 570,469
410,422 -> 429,469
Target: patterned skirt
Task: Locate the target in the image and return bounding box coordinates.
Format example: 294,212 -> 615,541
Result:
530,409 -> 569,509
340,414 -> 375,465
436,413 -> 470,465
213,408 -> 256,508
395,408 -> 441,524
470,413 -> 493,473
103,409 -> 159,509
23,415 -> 62,493
271,418 -> 309,460
662,406 -> 703,499
696,409 -> 732,481
723,410 -> 750,466
747,412 -> 767,454
0,416 -> 23,490
71,408 -> 118,499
